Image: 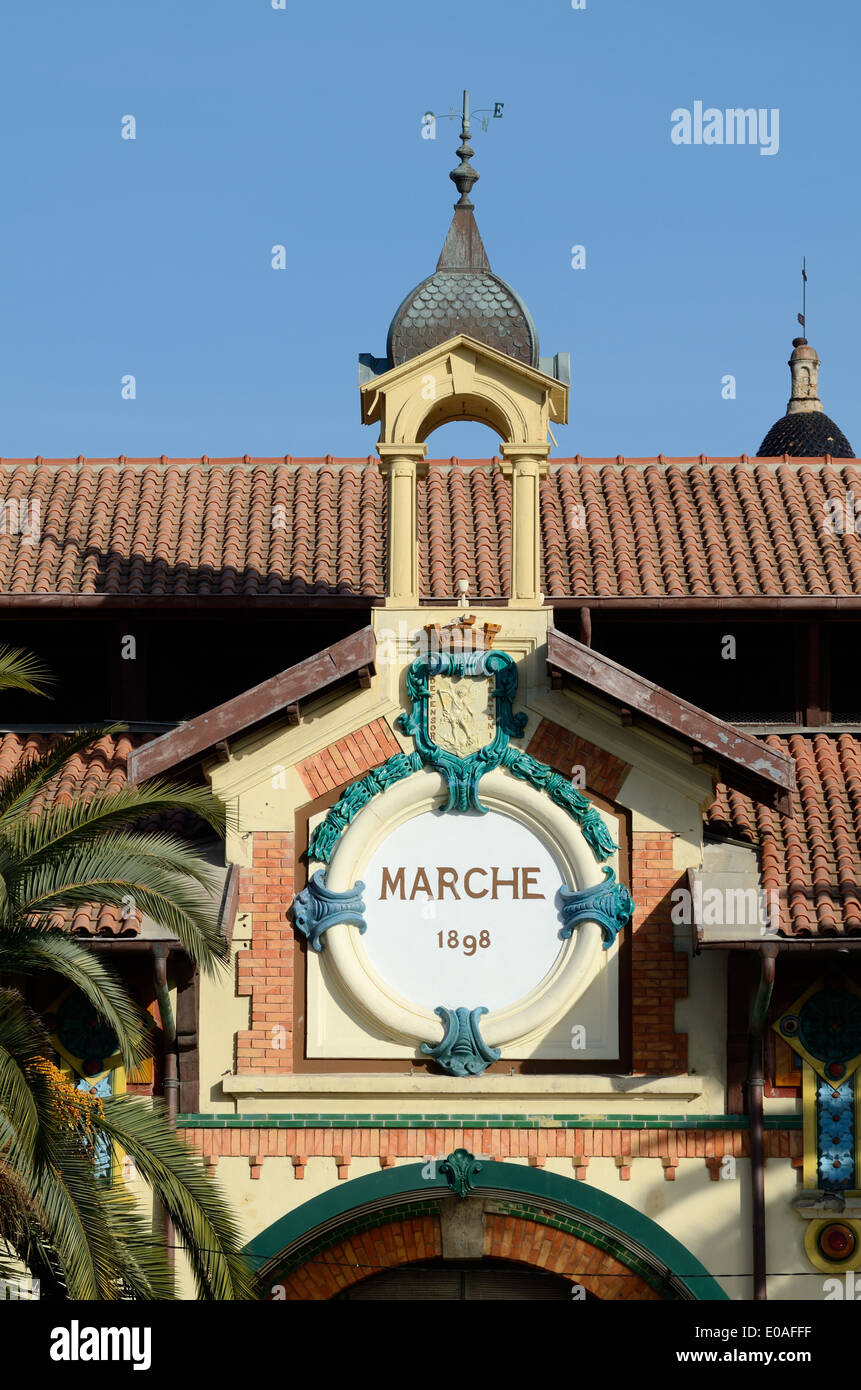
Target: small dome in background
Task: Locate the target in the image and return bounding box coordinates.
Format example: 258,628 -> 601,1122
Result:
757,336 -> 854,457
757,410 -> 854,458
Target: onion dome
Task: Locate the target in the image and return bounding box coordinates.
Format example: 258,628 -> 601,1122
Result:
757,337 -> 854,457
385,96 -> 539,370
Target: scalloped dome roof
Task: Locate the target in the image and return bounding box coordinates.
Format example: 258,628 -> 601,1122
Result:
387,264 -> 539,369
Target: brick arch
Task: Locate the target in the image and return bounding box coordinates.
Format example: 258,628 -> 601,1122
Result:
268,1211 -> 663,1301
482,1214 -> 662,1300
269,1215 -> 443,1301
249,1160 -> 726,1300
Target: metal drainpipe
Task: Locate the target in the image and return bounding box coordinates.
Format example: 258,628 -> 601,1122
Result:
152,944 -> 178,1272
747,942 -> 778,1301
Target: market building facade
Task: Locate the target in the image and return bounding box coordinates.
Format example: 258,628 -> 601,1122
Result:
4,102 -> 861,1301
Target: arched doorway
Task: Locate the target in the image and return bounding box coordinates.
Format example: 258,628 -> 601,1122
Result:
246,1154 -> 727,1302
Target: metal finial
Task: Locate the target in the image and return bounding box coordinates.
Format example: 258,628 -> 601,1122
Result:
449,89 -> 479,209
797,256 -> 807,339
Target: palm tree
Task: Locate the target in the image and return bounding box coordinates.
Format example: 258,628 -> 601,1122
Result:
0,644 -> 253,1298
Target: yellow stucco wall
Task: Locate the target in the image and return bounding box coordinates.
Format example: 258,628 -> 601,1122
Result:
182,603 -> 817,1297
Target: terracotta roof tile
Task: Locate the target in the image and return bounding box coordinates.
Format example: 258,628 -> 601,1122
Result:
0,458 -> 386,598
707,734 -> 861,936
541,458 -> 861,598
0,455 -> 860,599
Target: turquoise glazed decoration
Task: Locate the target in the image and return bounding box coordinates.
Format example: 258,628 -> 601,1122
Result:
792,977 -> 861,1083
558,866 -> 635,949
292,871 -> 366,952
439,1148 -> 483,1198
500,746 -> 617,860
308,750 -> 422,863
817,1081 -> 855,1190
397,649 -> 527,813
421,1005 -> 501,1077
306,646 -> 617,864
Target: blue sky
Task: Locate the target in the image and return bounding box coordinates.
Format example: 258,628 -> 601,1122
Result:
1,0 -> 859,461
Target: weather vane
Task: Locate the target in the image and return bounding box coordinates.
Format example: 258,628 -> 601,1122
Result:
421,89 -> 503,142
798,256 -> 807,335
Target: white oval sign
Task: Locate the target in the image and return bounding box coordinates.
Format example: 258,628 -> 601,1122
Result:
359,807 -> 565,1012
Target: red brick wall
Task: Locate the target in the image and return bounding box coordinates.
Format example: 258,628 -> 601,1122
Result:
236,831 -> 295,1075
527,718 -> 630,800
483,1215 -> 662,1300
272,1216 -> 442,1299
235,719 -> 402,1075
295,718 -> 400,799
630,831 -> 688,1073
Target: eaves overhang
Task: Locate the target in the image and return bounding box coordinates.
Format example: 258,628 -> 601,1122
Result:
546,627 -> 796,815
128,625 -> 377,783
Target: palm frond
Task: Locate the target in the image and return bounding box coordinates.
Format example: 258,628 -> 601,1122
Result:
0,727 -> 120,824
0,931 -> 149,1068
1,1055 -> 102,1298
96,1096 -> 255,1300
25,1151 -> 106,1299
89,1176 -> 175,1299
6,828 -> 221,889
0,988 -> 46,1152
9,853 -> 227,975
0,660 -> 246,1298
0,645 -> 53,698
0,1043 -> 177,1300
2,781 -> 226,860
